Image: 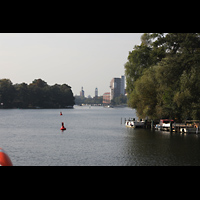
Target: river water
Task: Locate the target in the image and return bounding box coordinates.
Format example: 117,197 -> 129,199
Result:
1,106 -> 200,166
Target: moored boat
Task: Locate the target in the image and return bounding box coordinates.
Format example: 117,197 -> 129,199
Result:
125,119 -> 145,128
155,119 -> 174,131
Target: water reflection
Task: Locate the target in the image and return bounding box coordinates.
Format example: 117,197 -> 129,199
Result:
123,128 -> 200,166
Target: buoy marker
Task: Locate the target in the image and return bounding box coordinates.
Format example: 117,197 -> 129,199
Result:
60,122 -> 66,131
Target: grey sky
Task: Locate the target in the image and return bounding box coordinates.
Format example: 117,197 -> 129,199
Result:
0,33 -> 142,97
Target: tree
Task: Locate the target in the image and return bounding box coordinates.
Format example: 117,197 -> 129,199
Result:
0,79 -> 16,108
60,84 -> 75,107
0,78 -> 75,108
128,67 -> 157,119
111,95 -> 127,106
14,83 -> 29,108
125,33 -> 166,96
125,33 -> 200,121
75,96 -> 102,105
125,44 -> 153,94
173,66 -> 200,120
31,79 -> 48,88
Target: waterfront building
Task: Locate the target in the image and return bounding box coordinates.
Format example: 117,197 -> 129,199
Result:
110,75 -> 125,100
120,75 -> 125,96
110,78 -> 121,100
103,92 -> 111,105
80,87 -> 85,97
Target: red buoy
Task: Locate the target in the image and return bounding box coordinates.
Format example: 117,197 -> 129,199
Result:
60,112 -> 62,115
60,122 -> 66,130
0,148 -> 13,166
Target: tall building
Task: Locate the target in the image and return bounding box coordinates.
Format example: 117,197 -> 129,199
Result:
80,87 -> 85,97
120,75 -> 125,96
110,75 -> 125,100
95,88 -> 98,97
110,78 -> 121,100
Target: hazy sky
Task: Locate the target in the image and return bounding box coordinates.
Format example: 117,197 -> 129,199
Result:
0,33 -> 142,97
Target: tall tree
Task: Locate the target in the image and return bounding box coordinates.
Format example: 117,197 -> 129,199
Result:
125,33 -> 200,120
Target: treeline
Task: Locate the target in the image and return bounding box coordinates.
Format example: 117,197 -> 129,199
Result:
75,95 -> 127,106
125,33 -> 200,121
0,78 -> 75,108
75,96 -> 103,105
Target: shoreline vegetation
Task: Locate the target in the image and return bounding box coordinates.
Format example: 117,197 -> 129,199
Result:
74,94 -> 127,106
0,78 -> 127,109
0,78 -> 75,109
125,33 -> 200,122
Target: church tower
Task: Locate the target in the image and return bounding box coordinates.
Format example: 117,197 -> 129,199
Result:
95,88 -> 98,97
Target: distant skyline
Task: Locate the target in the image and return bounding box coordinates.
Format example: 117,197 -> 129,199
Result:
0,33 -> 143,96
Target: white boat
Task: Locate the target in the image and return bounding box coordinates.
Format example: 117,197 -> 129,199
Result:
155,119 -> 174,131
125,119 -> 145,128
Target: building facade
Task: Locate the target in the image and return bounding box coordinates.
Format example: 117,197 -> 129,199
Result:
103,92 -> 111,105
120,75 -> 125,96
80,87 -> 85,97
110,78 -> 121,100
110,75 -> 125,100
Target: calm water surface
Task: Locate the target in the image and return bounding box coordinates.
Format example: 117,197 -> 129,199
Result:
1,106 -> 200,166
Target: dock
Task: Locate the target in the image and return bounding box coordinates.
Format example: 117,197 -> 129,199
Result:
172,123 -> 200,133
123,117 -> 200,134
156,120 -> 200,134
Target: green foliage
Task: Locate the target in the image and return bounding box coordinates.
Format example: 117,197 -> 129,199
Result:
125,33 -> 200,120
111,95 -> 127,106
128,67 -> 157,119
125,33 -> 166,96
0,78 -> 75,108
75,96 -> 103,105
0,79 -> 16,108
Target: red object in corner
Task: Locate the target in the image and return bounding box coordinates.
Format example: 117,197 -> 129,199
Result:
0,148 -> 13,166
